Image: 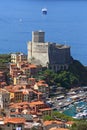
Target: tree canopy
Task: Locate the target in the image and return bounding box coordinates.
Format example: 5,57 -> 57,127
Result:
37,60 -> 87,89
70,121 -> 87,130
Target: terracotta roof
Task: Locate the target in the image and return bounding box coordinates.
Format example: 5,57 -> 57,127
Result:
30,111 -> 36,114
0,71 -> 4,74
10,63 -> 16,66
37,83 -> 48,87
49,128 -> 69,130
0,89 -> 9,93
37,81 -> 48,87
0,82 -> 6,85
0,73 -> 3,76
66,121 -> 74,125
9,102 -> 30,109
0,117 -> 3,121
16,102 -> 29,105
38,80 -> 45,83
29,101 -> 44,106
23,105 -> 28,108
4,117 -> 25,124
43,120 -> 63,126
39,108 -> 52,111
29,64 -> 37,68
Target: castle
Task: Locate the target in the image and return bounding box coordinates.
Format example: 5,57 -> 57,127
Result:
27,31 -> 72,72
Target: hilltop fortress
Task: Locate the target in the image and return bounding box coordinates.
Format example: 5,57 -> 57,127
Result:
27,31 -> 72,72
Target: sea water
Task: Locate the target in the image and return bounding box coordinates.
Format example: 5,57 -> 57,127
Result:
0,0 -> 87,65
63,101 -> 87,117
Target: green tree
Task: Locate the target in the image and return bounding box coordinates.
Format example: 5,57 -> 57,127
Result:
55,71 -> 79,88
43,69 -> 56,85
68,60 -> 87,85
36,59 -> 87,89
52,111 -> 75,121
70,121 -> 87,130
43,115 -> 53,121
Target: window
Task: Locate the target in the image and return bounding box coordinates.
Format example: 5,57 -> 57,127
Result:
7,124 -> 10,127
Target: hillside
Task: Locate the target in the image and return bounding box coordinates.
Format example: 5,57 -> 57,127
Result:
38,59 -> 87,89
68,60 -> 87,86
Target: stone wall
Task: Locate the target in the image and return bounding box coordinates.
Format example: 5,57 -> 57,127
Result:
49,43 -> 71,64
28,42 -> 49,67
27,31 -> 72,71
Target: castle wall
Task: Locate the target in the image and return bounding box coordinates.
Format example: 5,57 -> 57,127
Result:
28,42 -> 49,67
27,31 -> 72,71
49,44 -> 71,64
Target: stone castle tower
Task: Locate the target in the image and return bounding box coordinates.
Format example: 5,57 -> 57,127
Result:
27,31 -> 72,72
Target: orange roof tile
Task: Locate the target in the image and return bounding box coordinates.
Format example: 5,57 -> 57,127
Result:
30,110 -> 36,114
37,81 -> 48,87
0,82 -> 6,85
38,80 -> 45,83
37,83 -> 48,87
0,117 -> 3,121
4,117 -> 25,124
39,108 -> 52,111
23,105 -> 28,108
66,121 -> 74,125
9,102 -> 30,109
29,64 -> 37,68
10,63 -> 17,66
0,71 -> 4,73
29,101 -> 44,106
49,128 -> 69,130
23,90 -> 29,95
43,120 -> 63,126
0,89 -> 9,93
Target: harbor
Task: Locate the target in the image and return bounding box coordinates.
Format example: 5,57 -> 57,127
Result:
47,86 -> 87,119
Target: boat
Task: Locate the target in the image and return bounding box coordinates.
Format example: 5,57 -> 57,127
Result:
73,113 -> 83,119
42,8 -> 47,15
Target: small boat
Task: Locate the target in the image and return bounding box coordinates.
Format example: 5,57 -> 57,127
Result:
42,8 -> 47,15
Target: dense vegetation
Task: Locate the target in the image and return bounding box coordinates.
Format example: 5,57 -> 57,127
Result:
0,54 -> 11,63
37,60 -> 87,89
43,112 -> 87,130
0,54 -> 11,71
70,121 -> 87,130
0,54 -> 11,85
43,111 -> 76,121
68,60 -> 87,86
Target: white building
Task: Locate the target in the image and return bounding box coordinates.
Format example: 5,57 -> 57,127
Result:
11,53 -> 27,64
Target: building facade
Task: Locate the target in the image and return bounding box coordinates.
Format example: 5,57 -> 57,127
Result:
27,31 -> 72,72
11,53 -> 27,64
0,89 -> 10,109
